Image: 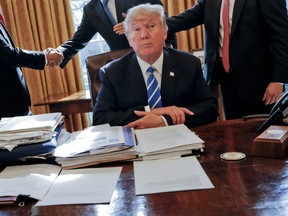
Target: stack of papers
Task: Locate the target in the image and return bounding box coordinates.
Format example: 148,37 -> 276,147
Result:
54,124 -> 137,169
134,124 -> 205,160
0,113 -> 63,151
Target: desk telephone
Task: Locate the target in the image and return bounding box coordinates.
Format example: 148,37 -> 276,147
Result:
257,91 -> 288,133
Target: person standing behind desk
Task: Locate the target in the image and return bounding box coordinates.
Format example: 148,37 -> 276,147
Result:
93,3 -> 218,129
0,21 -> 63,119
52,0 -> 177,68
166,0 -> 288,120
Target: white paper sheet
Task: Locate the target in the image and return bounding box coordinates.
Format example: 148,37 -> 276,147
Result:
134,124 -> 204,154
0,164 -> 61,200
134,156 -> 214,195
36,167 -> 122,206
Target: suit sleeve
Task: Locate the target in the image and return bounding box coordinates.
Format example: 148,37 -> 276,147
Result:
259,0 -> 288,83
92,67 -> 146,126
0,37 -> 45,70
184,58 -> 218,127
163,54 -> 218,127
58,3 -> 99,68
166,0 -> 205,36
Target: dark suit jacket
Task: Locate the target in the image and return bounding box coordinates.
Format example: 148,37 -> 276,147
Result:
0,22 -> 46,118
59,0 -> 177,68
93,47 -> 218,127
166,0 -> 288,103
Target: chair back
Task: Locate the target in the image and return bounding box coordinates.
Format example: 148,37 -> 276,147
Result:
85,48 -> 132,105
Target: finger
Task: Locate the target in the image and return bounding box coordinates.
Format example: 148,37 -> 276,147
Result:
265,96 -> 273,105
174,108 -> 185,124
179,108 -> 194,116
126,119 -> 140,128
134,110 -> 148,117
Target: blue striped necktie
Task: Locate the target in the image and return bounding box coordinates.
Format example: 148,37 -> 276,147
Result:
102,0 -> 116,25
147,66 -> 162,109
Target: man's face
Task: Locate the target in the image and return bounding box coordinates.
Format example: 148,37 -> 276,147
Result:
127,14 -> 167,63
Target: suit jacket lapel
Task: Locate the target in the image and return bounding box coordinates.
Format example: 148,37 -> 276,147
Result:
127,54 -> 148,100
161,49 -> 177,106
115,0 -> 127,23
209,0 -> 222,47
96,0 -> 114,26
231,0 -> 246,39
0,22 -> 14,46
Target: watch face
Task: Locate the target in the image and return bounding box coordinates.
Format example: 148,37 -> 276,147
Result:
220,152 -> 246,161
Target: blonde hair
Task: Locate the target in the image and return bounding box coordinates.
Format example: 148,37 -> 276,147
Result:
124,3 -> 168,38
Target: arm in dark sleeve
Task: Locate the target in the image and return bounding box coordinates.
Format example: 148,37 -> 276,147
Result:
260,0 -> 288,83
58,4 -> 98,68
163,55 -> 218,127
184,59 -> 218,127
0,38 -> 45,70
166,0 -> 205,38
92,68 -> 146,126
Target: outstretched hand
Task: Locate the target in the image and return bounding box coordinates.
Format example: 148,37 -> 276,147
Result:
44,48 -> 64,68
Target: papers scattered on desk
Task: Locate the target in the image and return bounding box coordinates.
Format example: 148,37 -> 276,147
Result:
0,164 -> 122,206
54,124 -> 137,169
0,164 -> 61,201
36,167 -> 122,206
134,156 -> 214,195
134,124 -> 205,160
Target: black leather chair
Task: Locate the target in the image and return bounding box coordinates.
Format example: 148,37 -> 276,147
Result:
85,48 -> 132,106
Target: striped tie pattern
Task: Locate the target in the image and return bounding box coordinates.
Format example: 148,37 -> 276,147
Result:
147,66 -> 162,109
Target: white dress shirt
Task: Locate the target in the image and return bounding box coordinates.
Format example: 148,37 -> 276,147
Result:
101,0 -> 118,23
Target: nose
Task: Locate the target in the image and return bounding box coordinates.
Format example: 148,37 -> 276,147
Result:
140,28 -> 150,39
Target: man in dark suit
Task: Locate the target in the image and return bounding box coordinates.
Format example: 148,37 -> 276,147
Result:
166,0 -> 288,119
93,4 -> 218,129
0,21 -> 63,118
56,0 -> 176,68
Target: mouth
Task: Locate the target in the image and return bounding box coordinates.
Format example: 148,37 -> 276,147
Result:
141,43 -> 153,48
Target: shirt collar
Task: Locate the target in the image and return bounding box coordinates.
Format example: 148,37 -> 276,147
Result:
137,52 -> 164,75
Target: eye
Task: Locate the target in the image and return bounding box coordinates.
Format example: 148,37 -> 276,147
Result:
148,23 -> 156,31
132,27 -> 141,35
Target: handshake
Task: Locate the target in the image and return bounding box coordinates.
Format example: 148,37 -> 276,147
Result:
44,48 -> 64,68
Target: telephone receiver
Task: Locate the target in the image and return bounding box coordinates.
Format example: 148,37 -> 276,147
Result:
256,90 -> 288,133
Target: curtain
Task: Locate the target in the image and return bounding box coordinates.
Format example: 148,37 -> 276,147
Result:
163,0 -> 204,52
0,0 -> 89,131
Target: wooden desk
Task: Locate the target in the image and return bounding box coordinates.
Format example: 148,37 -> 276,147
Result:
34,90 -> 92,132
1,119 -> 288,216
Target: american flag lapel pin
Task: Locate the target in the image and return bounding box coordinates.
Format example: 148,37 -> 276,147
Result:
169,72 -> 174,77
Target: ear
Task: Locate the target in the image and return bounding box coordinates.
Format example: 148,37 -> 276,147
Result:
128,37 -> 133,47
163,30 -> 168,41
